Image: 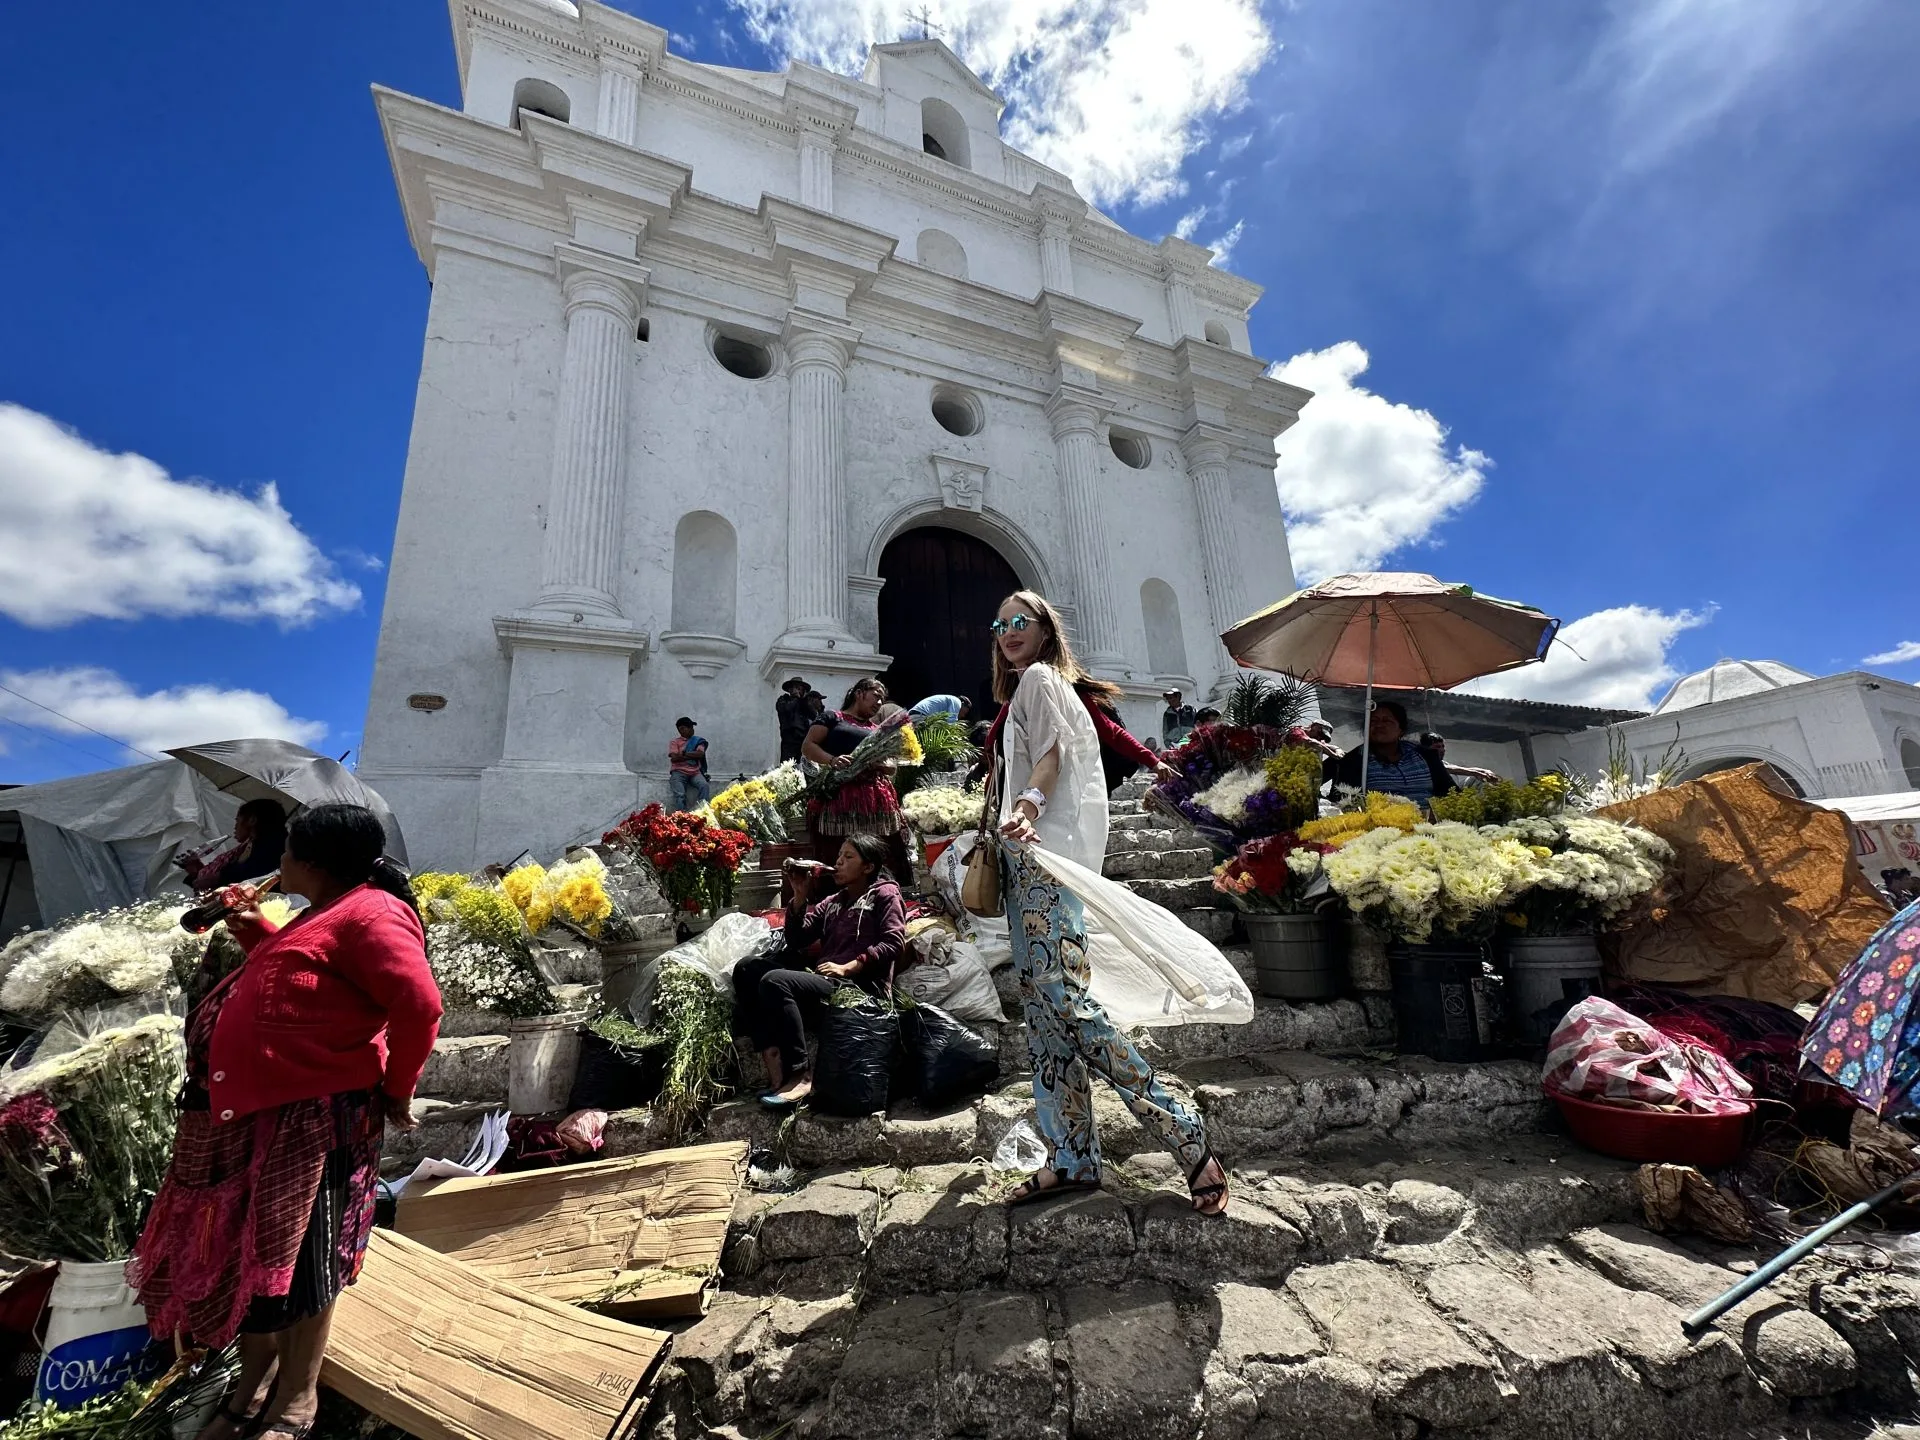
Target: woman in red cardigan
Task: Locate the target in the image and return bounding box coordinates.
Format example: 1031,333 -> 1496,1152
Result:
132,804 -> 441,1440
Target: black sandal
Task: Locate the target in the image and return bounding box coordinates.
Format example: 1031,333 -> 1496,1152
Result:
1188,1152 -> 1229,1216
1007,1170 -> 1101,1207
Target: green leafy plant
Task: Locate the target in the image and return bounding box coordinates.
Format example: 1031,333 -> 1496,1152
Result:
0,1348 -> 238,1440
1223,672 -> 1313,731
650,962 -> 736,1138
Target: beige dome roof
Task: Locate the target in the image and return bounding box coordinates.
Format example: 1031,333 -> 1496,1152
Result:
1652,659 -> 1817,714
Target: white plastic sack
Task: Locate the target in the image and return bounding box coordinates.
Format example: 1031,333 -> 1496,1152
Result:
1022,842 -> 1254,1029
898,938 -> 1006,1025
625,913 -> 777,1022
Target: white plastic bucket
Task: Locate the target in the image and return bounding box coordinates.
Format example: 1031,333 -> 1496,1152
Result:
35,1259 -> 163,1406
508,1012 -> 585,1114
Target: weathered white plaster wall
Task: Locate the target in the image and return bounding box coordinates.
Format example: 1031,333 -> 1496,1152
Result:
362,5 -> 1308,867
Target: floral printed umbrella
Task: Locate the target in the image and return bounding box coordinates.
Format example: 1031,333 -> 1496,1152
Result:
1800,898 -> 1920,1115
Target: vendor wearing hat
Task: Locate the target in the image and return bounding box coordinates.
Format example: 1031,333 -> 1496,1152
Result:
776,676 -> 814,762
1162,688 -> 1197,748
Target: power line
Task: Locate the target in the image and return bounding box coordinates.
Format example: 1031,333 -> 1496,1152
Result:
0,682 -> 162,763
0,712 -> 136,774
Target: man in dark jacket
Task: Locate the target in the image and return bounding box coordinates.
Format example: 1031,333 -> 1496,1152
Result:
776,676 -> 814,761
1323,699 -> 1455,806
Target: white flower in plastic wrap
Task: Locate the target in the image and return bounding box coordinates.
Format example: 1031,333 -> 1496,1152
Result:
1190,766 -> 1271,825
0,902 -> 193,1017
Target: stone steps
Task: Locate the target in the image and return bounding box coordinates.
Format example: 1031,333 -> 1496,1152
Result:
1102,845 -> 1217,882
389,1049 -> 1529,1179
647,1131 -> 1894,1440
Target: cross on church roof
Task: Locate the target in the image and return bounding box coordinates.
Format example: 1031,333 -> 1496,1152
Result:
906,5 -> 943,40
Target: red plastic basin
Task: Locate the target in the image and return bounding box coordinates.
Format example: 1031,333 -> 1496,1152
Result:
1548,1087 -> 1753,1168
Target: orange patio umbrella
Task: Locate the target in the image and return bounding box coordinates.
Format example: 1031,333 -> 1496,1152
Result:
1220,572 -> 1559,786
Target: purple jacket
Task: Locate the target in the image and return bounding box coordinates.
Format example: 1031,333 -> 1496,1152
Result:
784,878 -> 906,993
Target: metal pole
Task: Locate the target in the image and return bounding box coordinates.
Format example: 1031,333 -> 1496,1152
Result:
1358,601 -> 1378,800
1682,1170 -> 1920,1336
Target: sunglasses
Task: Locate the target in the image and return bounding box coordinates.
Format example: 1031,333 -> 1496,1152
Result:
990,614 -> 1035,637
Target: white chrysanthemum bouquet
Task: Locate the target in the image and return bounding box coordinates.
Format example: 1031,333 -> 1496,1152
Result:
1494,815 -> 1673,936
901,782 -> 988,837
1323,821 -> 1546,944
0,902 -> 200,1019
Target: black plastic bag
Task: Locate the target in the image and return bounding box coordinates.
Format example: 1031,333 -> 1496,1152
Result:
567,1031 -> 665,1111
899,1004 -> 999,1109
811,996 -> 899,1117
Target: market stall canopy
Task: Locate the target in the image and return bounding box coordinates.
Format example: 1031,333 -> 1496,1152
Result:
164,739 -> 408,866
1221,572 -> 1559,690
4,761 -> 238,924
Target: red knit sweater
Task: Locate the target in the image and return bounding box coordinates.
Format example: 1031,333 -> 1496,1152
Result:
206,885 -> 442,1122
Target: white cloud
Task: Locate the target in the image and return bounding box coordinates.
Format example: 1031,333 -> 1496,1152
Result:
1865,640 -> 1920,667
1269,342 -> 1489,581
1464,605 -> 1709,709
0,403 -> 360,629
1207,219 -> 1247,269
727,0 -> 1273,208
1174,206 -> 1207,240
0,667 -> 326,759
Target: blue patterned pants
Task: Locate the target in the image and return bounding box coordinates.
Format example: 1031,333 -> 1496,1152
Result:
1003,848 -> 1209,1182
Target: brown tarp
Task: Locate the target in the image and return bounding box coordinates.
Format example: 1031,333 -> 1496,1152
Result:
393,1141 -> 748,1320
322,1229 -> 667,1440
1598,763 -> 1893,1008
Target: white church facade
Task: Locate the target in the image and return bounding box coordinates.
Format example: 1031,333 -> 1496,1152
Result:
358,0 -> 1311,870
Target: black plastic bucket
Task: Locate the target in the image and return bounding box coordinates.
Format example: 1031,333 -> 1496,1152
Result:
1387,942 -> 1500,1062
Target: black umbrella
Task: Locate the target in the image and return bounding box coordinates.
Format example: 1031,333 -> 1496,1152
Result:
164,739 -> 409,865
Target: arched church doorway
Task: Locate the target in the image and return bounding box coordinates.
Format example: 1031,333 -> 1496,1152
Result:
877,526 -> 1021,718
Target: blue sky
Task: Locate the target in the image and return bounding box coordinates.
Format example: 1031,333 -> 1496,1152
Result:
2,0 -> 1916,784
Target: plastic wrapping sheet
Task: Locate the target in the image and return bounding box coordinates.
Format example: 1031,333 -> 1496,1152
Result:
1598,763 -> 1894,1009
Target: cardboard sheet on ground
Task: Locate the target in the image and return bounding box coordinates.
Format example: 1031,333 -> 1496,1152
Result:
1598,763 -> 1893,1009
393,1141 -> 748,1319
322,1229 -> 666,1440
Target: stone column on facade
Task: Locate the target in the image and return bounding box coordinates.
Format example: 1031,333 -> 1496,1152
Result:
595,62 -> 643,147
1182,425 -> 1250,688
1044,388 -> 1125,672
780,314 -> 859,644
536,250 -> 647,617
1163,263 -> 1203,343
1036,201 -> 1077,296
798,133 -> 835,211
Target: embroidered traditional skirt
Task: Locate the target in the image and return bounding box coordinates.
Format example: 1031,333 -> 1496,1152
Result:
130,986 -> 384,1347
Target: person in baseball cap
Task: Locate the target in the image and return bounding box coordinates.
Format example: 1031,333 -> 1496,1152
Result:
1161,688 -> 1197,747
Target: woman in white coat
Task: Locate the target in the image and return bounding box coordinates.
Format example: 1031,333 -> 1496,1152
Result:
988,590 -> 1229,1214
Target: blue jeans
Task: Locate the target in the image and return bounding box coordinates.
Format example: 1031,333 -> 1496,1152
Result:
670,771 -> 710,811
1002,848 -> 1208,1182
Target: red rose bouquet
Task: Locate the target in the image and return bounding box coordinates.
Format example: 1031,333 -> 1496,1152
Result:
604,804 -> 755,915
1212,832 -> 1335,915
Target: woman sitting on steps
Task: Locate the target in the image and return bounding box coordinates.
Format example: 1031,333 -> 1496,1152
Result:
730,833 -> 906,1109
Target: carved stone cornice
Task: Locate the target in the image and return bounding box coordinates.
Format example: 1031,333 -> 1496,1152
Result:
494,611 -> 649,669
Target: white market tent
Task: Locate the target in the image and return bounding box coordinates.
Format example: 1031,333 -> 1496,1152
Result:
1817,792 -> 1920,884
3,761 -> 238,927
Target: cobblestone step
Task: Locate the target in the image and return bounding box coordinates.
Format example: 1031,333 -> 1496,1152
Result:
1103,827 -> 1194,856
416,1034 -> 509,1101
1123,876 -> 1230,910
645,1131 -> 1900,1440
388,1051 -> 1542,1178
1103,845 -> 1217,882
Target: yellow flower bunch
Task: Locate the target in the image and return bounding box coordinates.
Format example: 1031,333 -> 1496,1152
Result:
501,855 -> 614,936
549,855 -> 614,935
414,871 -> 529,949
1298,792 -> 1423,848
898,724 -> 925,765
503,862 -> 553,934
1263,747 -> 1323,822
